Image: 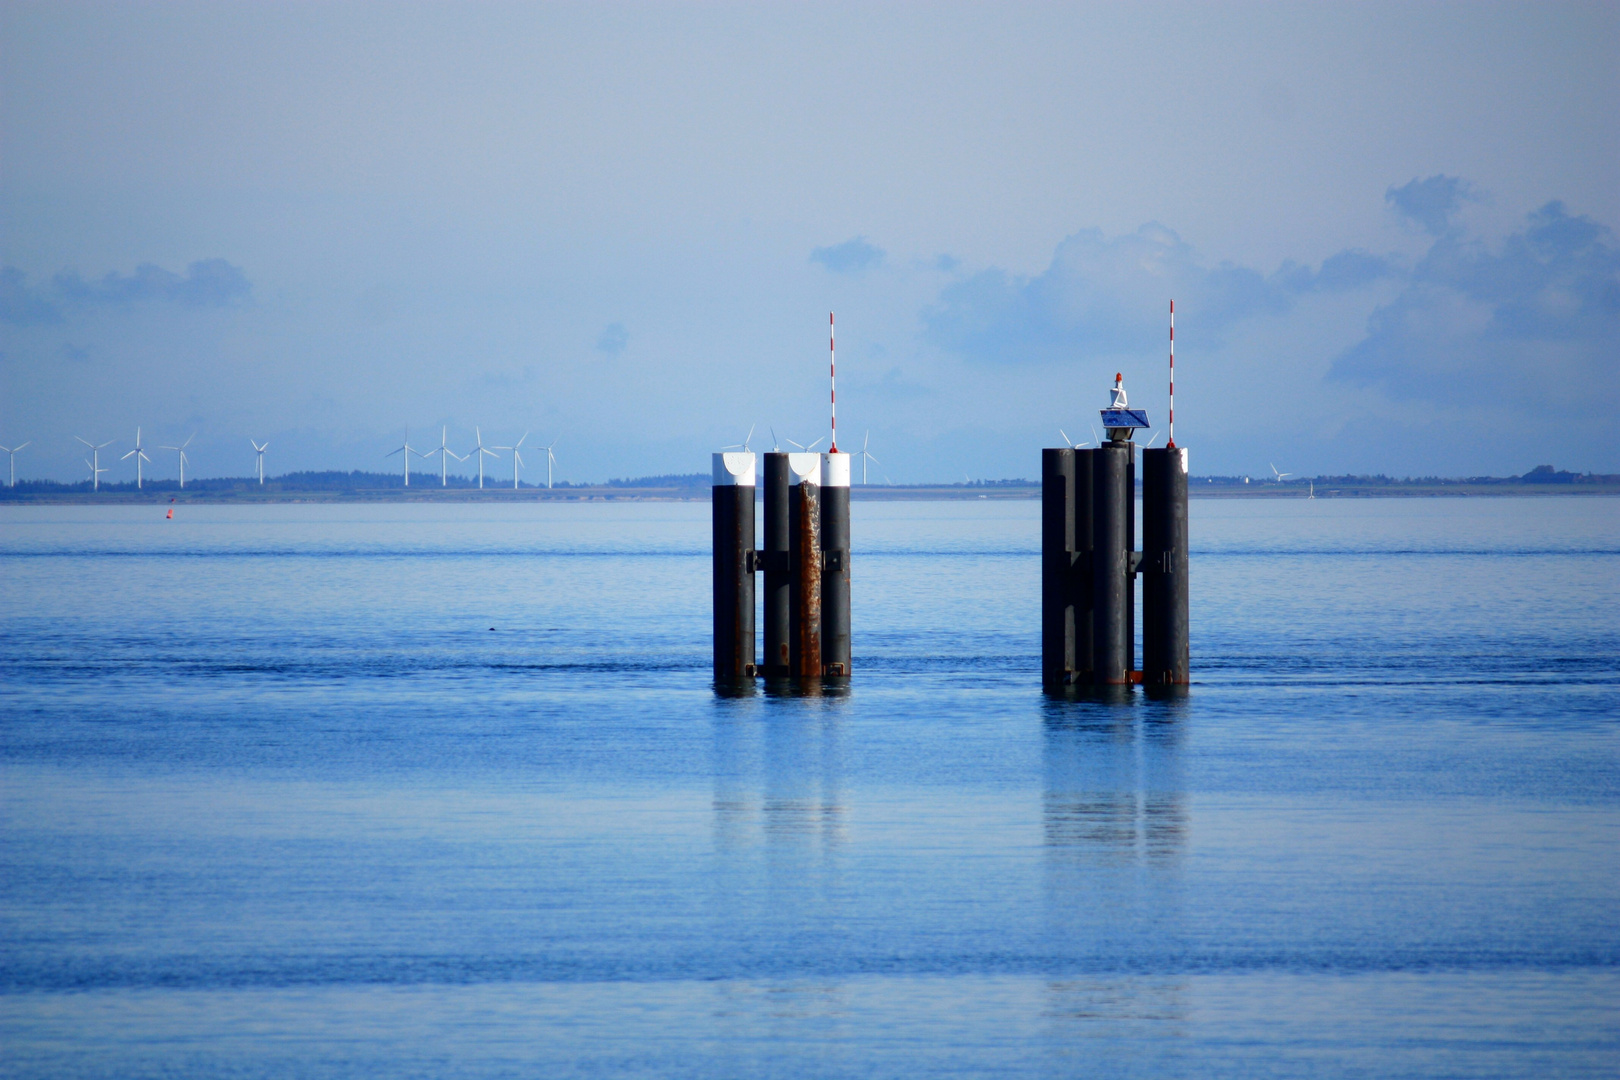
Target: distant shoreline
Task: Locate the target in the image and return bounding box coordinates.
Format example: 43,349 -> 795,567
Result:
3,482 -> 1617,504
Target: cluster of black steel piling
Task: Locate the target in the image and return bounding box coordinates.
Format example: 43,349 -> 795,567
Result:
713,451 -> 851,686
1042,442 -> 1189,691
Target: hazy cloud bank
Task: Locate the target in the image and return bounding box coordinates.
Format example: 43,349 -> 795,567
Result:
922,222 -> 1395,365
1331,198 -> 1620,413
0,259 -> 251,326
920,178 -> 1616,429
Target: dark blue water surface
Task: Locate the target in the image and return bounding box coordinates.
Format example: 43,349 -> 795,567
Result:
2,497 -> 1616,1078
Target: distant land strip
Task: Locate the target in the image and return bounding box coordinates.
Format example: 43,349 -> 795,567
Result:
2,467 -> 1616,503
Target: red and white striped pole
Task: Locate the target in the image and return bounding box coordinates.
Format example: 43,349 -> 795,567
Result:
829,311 -> 838,453
1167,300 -> 1176,450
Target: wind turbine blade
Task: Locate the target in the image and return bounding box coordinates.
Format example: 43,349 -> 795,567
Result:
866,453 -> 880,465
516,432 -> 528,449
75,436 -> 93,448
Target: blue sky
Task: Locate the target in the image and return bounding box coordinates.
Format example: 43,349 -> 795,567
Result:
2,2 -> 1616,482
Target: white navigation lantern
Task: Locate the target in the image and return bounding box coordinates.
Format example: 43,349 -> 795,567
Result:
1099,371 -> 1150,443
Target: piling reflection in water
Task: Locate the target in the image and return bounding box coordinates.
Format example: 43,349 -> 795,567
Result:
1041,699 -> 1185,862
1040,697 -> 1188,1049
710,698 -> 848,857
1041,697 -> 1186,932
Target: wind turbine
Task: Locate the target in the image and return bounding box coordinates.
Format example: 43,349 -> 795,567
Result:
768,427 -> 782,451
1058,428 -> 1092,449
121,428 -> 152,488
721,424 -> 755,452
470,427 -> 500,489
250,439 -> 269,484
0,441 -> 29,487
1308,480 -> 1316,500
856,431 -> 880,485
1270,463 -> 1293,483
386,427 -> 425,486
785,435 -> 825,452
75,436 -> 114,492
158,434 -> 194,489
428,427 -> 467,486
541,436 -> 559,489
489,432 -> 528,489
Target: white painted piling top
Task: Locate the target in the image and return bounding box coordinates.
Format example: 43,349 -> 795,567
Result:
787,452 -> 821,485
821,452 -> 850,488
1176,447 -> 1188,474
712,452 -> 756,487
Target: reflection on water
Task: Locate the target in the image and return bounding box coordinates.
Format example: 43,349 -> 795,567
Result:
1041,699 -> 1188,1038
711,699 -> 847,851
1041,698 -> 1186,863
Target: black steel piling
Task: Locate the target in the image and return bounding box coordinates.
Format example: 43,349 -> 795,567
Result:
1041,448 -> 1077,690
1091,440 -> 1132,685
1072,448 -> 1095,683
711,452 -> 757,683
762,451 -> 792,678
1142,446 -> 1190,687
820,452 -> 851,678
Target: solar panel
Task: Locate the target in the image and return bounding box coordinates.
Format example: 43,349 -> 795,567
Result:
1099,408 -> 1150,429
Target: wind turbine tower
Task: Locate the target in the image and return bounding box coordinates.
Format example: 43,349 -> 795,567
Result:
430,427 -> 467,486
490,432 -> 528,489
471,428 -> 499,489
0,441 -> 31,487
251,440 -> 269,484
857,431 -> 880,485
121,428 -> 152,488
387,427 -> 424,486
543,436 -> 559,489
75,437 -> 114,492
158,435 -> 194,489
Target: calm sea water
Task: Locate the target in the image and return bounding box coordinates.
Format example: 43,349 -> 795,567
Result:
2,497 -> 1616,1078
